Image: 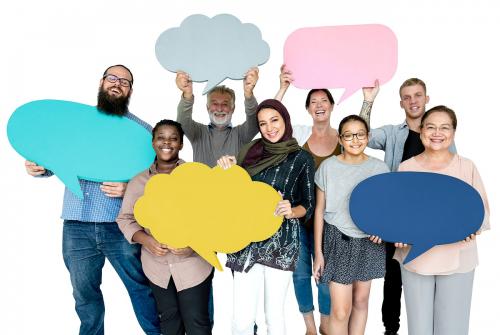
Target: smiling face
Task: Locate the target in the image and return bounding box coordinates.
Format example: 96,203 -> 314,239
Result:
420,111 -> 455,152
258,108 -> 286,143
100,66 -> 133,99
400,84 -> 429,121
339,120 -> 369,156
207,91 -> 235,128
97,65 -> 133,115
307,90 -> 334,123
152,125 -> 183,163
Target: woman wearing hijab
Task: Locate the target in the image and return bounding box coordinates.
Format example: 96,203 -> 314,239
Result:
217,99 -> 315,335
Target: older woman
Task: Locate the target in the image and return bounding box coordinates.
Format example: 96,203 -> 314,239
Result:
275,65 -> 340,335
217,99 -> 315,335
394,105 -> 490,335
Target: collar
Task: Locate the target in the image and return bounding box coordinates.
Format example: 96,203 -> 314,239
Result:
148,158 -> 185,175
208,122 -> 233,130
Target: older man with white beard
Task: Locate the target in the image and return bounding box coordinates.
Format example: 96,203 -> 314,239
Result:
176,68 -> 260,167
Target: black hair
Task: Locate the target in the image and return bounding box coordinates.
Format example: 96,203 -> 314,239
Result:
338,115 -> 370,134
152,119 -> 184,144
102,64 -> 134,85
305,89 -> 335,109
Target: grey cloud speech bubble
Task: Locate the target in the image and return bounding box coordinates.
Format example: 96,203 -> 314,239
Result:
155,14 -> 270,94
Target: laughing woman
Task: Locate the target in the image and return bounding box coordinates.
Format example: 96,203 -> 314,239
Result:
394,106 -> 490,335
217,99 -> 315,335
275,65 -> 339,334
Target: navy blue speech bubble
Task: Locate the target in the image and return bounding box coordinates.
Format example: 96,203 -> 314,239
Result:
349,172 -> 484,264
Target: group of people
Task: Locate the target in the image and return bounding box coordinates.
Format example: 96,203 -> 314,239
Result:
24,63 -> 490,335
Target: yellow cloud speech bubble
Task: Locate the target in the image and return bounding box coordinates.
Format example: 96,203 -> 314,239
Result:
134,162 -> 283,270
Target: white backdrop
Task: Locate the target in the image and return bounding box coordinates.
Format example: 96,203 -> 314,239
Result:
1,0 -> 499,334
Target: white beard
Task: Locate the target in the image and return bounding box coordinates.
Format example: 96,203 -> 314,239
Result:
209,112 -> 232,127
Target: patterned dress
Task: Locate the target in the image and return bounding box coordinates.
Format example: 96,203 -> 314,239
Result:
226,149 -> 315,272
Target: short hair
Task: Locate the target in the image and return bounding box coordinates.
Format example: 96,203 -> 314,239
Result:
338,115 -> 370,134
152,119 -> 184,144
102,64 -> 134,85
420,105 -> 457,130
399,78 -> 426,97
206,85 -> 235,109
305,89 -> 335,109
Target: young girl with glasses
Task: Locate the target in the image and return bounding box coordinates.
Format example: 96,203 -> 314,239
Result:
313,115 -> 389,335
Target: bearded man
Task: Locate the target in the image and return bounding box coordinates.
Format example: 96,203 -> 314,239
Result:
25,65 -> 161,335
175,68 -> 260,167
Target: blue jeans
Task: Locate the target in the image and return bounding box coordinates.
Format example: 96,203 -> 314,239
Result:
292,224 -> 331,315
62,221 -> 161,335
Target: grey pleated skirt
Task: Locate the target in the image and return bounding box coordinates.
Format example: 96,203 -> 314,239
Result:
320,223 -> 386,285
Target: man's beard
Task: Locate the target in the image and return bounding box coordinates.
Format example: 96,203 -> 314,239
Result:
97,87 -> 130,116
209,111 -> 232,127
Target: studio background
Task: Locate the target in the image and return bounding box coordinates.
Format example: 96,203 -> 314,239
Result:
1,0 -> 498,333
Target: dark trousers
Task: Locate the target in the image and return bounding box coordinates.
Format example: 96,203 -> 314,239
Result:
382,243 -> 402,332
149,271 -> 213,335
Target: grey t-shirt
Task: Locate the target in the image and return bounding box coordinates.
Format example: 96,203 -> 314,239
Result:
315,156 -> 389,238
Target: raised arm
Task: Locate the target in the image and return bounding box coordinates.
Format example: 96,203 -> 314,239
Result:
274,64 -> 293,101
243,67 -> 259,99
175,71 -> 203,141
359,79 -> 380,127
237,68 -> 260,143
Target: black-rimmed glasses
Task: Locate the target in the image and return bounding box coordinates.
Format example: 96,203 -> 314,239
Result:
103,74 -> 132,87
340,132 -> 367,141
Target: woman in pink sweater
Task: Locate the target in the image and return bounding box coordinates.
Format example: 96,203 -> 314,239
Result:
394,106 -> 490,335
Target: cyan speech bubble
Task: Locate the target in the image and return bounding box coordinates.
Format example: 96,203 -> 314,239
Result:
284,24 -> 398,103
155,13 -> 270,94
349,172 -> 484,264
7,99 -> 155,199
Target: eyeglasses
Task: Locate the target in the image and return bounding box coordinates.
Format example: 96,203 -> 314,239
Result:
103,74 -> 132,87
340,131 -> 367,141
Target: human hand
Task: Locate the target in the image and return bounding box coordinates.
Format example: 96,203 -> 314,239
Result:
464,230 -> 481,242
274,199 -> 293,219
100,182 -> 127,197
279,64 -> 294,90
143,235 -> 169,257
394,242 -> 408,248
217,155 -> 237,170
25,160 -> 46,176
176,71 -> 193,99
369,235 -> 383,244
168,246 -> 193,257
362,79 -> 380,102
243,67 -> 259,98
313,254 -> 325,282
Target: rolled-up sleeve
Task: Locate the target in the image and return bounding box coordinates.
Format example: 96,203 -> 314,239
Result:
116,174 -> 147,244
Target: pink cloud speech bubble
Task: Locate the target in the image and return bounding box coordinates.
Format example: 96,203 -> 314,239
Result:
284,24 -> 398,103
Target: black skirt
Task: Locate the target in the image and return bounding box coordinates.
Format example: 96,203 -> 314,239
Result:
320,223 -> 386,285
